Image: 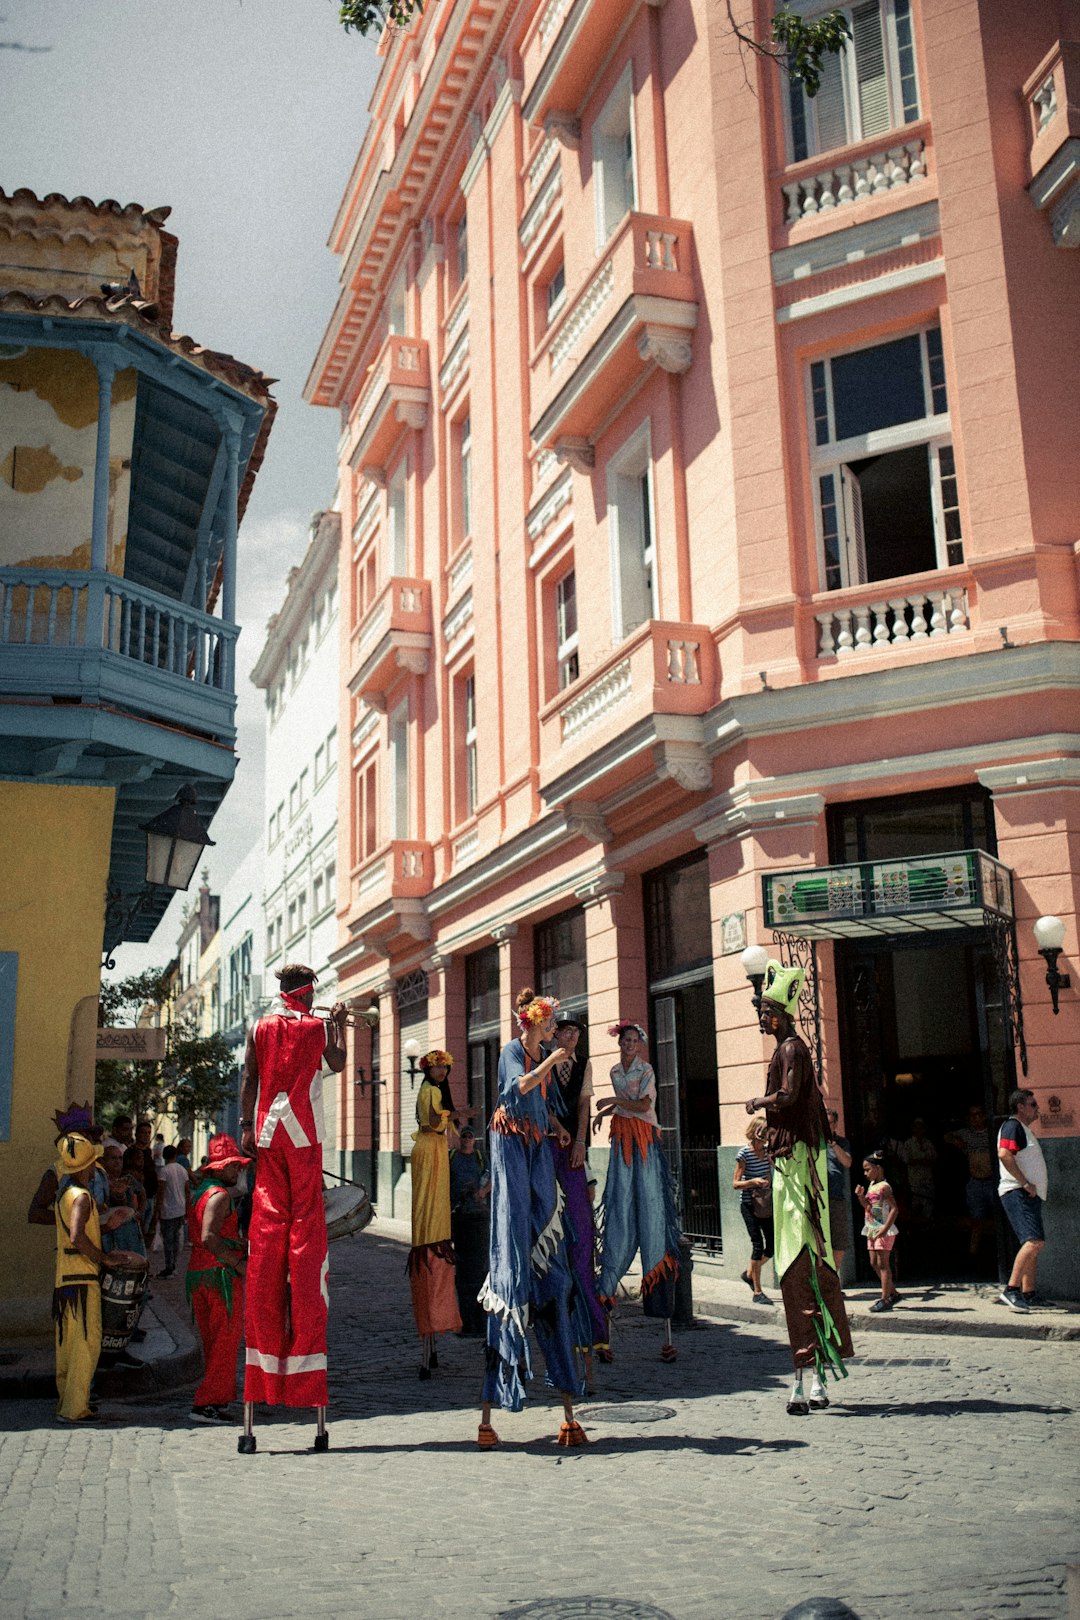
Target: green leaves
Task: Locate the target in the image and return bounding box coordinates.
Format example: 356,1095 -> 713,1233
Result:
95,968 -> 237,1129
338,0 -> 425,35
769,6 -> 852,96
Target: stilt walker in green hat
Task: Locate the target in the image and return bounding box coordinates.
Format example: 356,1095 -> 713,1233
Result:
746,961 -> 853,1414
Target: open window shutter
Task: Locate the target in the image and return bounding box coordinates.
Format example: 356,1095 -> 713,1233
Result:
840,465 -> 868,585
852,0 -> 890,138
812,45 -> 849,154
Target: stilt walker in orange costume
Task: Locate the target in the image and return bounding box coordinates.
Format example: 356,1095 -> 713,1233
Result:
186,1134 -> 250,1425
238,964 -> 347,1454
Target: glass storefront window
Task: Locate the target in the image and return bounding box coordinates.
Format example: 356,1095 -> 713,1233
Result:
466,945 -> 500,1034
831,788 -> 995,865
535,908 -> 587,1010
644,854 -> 712,985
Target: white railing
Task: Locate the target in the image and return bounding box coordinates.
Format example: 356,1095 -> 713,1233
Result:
448,544 -> 473,596
539,0 -> 572,48
354,597 -> 387,660
783,138 -> 927,223
666,638 -> 701,683
550,258 -> 614,373
1033,74 -> 1058,131
643,229 -> 680,272
816,587 -> 970,657
454,828 -> 480,865
561,656 -> 633,743
0,567 -> 236,689
355,858 -> 388,900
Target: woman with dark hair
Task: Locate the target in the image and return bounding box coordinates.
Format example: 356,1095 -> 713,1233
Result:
549,1013 -> 609,1378
409,1050 -> 470,1377
595,1020 -> 683,1362
478,988 -> 586,1449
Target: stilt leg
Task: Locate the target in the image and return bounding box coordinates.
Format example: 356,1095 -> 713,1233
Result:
419,1334 -> 433,1380
237,1401 -> 256,1454
478,1399 -> 499,1449
660,1319 -> 677,1361
314,1405 -> 329,1452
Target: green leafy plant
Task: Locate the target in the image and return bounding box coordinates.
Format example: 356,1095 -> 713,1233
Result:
95,968 -> 238,1130
339,0 -> 425,34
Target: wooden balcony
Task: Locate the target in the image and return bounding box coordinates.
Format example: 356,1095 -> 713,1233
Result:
348,576 -> 432,710
349,334 -> 430,484
538,619 -> 717,802
530,211 -> 697,455
522,0 -> 667,133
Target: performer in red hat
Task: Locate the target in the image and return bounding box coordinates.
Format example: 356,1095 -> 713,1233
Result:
238,964 -> 347,1452
186,1134 -> 251,1425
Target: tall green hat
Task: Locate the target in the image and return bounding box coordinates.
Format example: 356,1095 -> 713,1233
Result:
761,959 -> 804,1013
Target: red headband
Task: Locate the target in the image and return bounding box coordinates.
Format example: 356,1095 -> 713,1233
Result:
280,984 -> 316,1011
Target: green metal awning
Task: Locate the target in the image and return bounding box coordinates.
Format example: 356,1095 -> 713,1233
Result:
762,848 -> 1014,940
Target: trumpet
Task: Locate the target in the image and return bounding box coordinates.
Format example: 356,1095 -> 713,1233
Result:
312,1002 -> 380,1029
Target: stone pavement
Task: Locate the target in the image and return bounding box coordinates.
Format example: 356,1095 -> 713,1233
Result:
1,1221 -> 1078,1620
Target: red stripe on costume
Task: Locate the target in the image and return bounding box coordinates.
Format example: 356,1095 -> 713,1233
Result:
610,1112 -> 659,1166
491,1106 -> 544,1145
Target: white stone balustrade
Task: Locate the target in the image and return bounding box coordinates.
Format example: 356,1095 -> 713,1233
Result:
1033,74 -> 1058,131
816,587 -> 970,658
783,138 -> 927,224
561,656 -> 633,743
666,638 -> 701,683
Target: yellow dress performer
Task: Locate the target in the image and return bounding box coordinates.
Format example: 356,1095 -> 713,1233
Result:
408,1051 -> 464,1377
53,1132 -> 105,1423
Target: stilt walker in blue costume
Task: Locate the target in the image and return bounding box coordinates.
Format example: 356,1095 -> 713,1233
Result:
478,987 -> 587,1450
596,1021 -> 683,1362
745,960 -> 853,1415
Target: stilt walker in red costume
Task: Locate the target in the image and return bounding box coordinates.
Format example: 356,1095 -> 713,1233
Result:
238,963 -> 347,1454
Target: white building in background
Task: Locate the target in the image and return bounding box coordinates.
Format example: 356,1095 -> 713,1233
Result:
251,509 -> 342,1172
217,842 -> 266,1139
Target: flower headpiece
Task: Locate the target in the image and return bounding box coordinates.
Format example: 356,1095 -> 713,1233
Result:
609,1020 -> 648,1042
420,1049 -> 453,1070
516,995 -> 559,1030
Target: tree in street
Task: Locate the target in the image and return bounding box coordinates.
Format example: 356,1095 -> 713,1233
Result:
96,968 -> 237,1130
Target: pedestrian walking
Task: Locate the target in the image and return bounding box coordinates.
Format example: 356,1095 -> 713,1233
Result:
734,1114 -> 774,1304
855,1152 -> 899,1312
745,960 -> 852,1416
409,1049 -> 469,1377
997,1089 -> 1048,1312
478,987 -> 585,1449
238,963 -> 347,1450
157,1145 -> 189,1277
186,1134 -> 250,1424
595,1020 -> 682,1362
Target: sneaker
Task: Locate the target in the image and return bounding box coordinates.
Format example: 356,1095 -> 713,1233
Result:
1023,1292 -> 1048,1307
190,1406 -> 231,1425
752,1292 -> 773,1305
868,1298 -> 893,1313
998,1288 -> 1031,1312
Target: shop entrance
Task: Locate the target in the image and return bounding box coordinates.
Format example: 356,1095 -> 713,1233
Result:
836,933 -> 1014,1285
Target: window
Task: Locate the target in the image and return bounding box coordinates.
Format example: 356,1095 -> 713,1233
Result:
593,70 -> 636,245
314,743 -> 325,784
607,424 -> 657,639
388,463 -> 408,575
546,262 -> 566,323
455,211 -> 468,288
388,272 -> 407,337
297,889 -> 307,929
555,570 -> 579,690
325,861 -> 336,905
287,899 -> 298,939
458,414 -> 472,540
535,908 -> 587,1008
299,768 -> 309,807
323,726 -> 337,779
809,326 -> 962,590
289,783 -> 299,821
389,703 -> 409,840
463,673 -> 478,819
356,761 -> 378,861
313,871 -> 324,917
787,0 -> 919,162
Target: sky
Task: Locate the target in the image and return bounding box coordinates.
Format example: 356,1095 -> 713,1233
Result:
1,0 -> 382,975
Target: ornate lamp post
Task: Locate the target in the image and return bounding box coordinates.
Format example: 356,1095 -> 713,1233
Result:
1033,916 -> 1071,1015
740,943 -> 770,1011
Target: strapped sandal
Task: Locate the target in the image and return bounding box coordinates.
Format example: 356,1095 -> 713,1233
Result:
477,1423 -> 500,1449
557,1420 -> 589,1448
595,1345 -> 614,1364
660,1342 -> 678,1362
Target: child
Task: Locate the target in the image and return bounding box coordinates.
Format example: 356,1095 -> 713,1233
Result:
855,1152 -> 899,1313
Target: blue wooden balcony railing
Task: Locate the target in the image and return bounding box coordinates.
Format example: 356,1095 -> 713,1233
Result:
0,567 -> 238,741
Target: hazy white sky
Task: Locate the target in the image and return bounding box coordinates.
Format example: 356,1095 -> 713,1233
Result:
1,0 -> 381,973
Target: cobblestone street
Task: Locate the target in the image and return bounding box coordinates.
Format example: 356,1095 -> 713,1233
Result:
1,1226 -> 1077,1620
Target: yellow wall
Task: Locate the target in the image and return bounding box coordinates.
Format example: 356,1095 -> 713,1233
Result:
0,781 -> 115,1338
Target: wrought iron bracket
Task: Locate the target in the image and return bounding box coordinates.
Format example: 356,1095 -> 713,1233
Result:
984,910 -> 1028,1076
772,932 -> 823,1086
102,883 -> 161,972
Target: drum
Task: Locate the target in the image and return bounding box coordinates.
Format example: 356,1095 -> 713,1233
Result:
100,1262 -> 149,1355
323,1183 -> 373,1242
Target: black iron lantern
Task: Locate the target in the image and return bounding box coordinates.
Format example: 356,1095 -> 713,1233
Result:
141,785 -> 215,892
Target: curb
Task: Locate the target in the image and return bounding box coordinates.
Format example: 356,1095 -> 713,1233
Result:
0,1290 -> 203,1403
693,1294 -> 1080,1343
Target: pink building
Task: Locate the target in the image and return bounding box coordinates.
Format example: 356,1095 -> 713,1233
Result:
308,0 -> 1080,1299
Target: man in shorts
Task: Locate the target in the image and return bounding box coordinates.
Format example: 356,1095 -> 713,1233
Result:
997,1090 -> 1047,1311
945,1102 -> 996,1259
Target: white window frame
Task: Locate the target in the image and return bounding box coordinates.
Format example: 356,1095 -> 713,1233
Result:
463,673 -> 478,819
546,262 -> 567,323
388,270 -> 407,337
459,414 -> 473,540
389,701 -> 410,841
388,461 -> 408,576
555,569 -> 579,690
784,0 -> 921,164
607,420 -> 658,641
325,861 -> 337,906
807,326 -> 959,591
593,66 -> 637,248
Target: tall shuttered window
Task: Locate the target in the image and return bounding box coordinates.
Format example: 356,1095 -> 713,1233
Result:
787,0 -> 920,162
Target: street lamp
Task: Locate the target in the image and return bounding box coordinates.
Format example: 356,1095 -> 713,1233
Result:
142,785 -> 216,891
741,943 -> 770,1011
1034,915 -> 1071,1015
403,1037 -> 422,1081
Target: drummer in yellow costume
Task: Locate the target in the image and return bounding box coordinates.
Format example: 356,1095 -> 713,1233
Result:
53,1131 -> 143,1422
408,1050 -> 473,1378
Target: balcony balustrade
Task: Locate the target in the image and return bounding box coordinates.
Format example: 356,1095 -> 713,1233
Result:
0,566 -> 238,740
531,211 -> 696,454
781,126 -> 929,225
349,333 -> 430,484
348,575 -> 432,709
1024,42 -> 1080,248
522,0 -> 667,133
814,578 -> 971,659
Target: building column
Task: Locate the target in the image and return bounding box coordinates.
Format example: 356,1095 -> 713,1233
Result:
575,871 -> 646,1098
493,922 -> 533,1043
